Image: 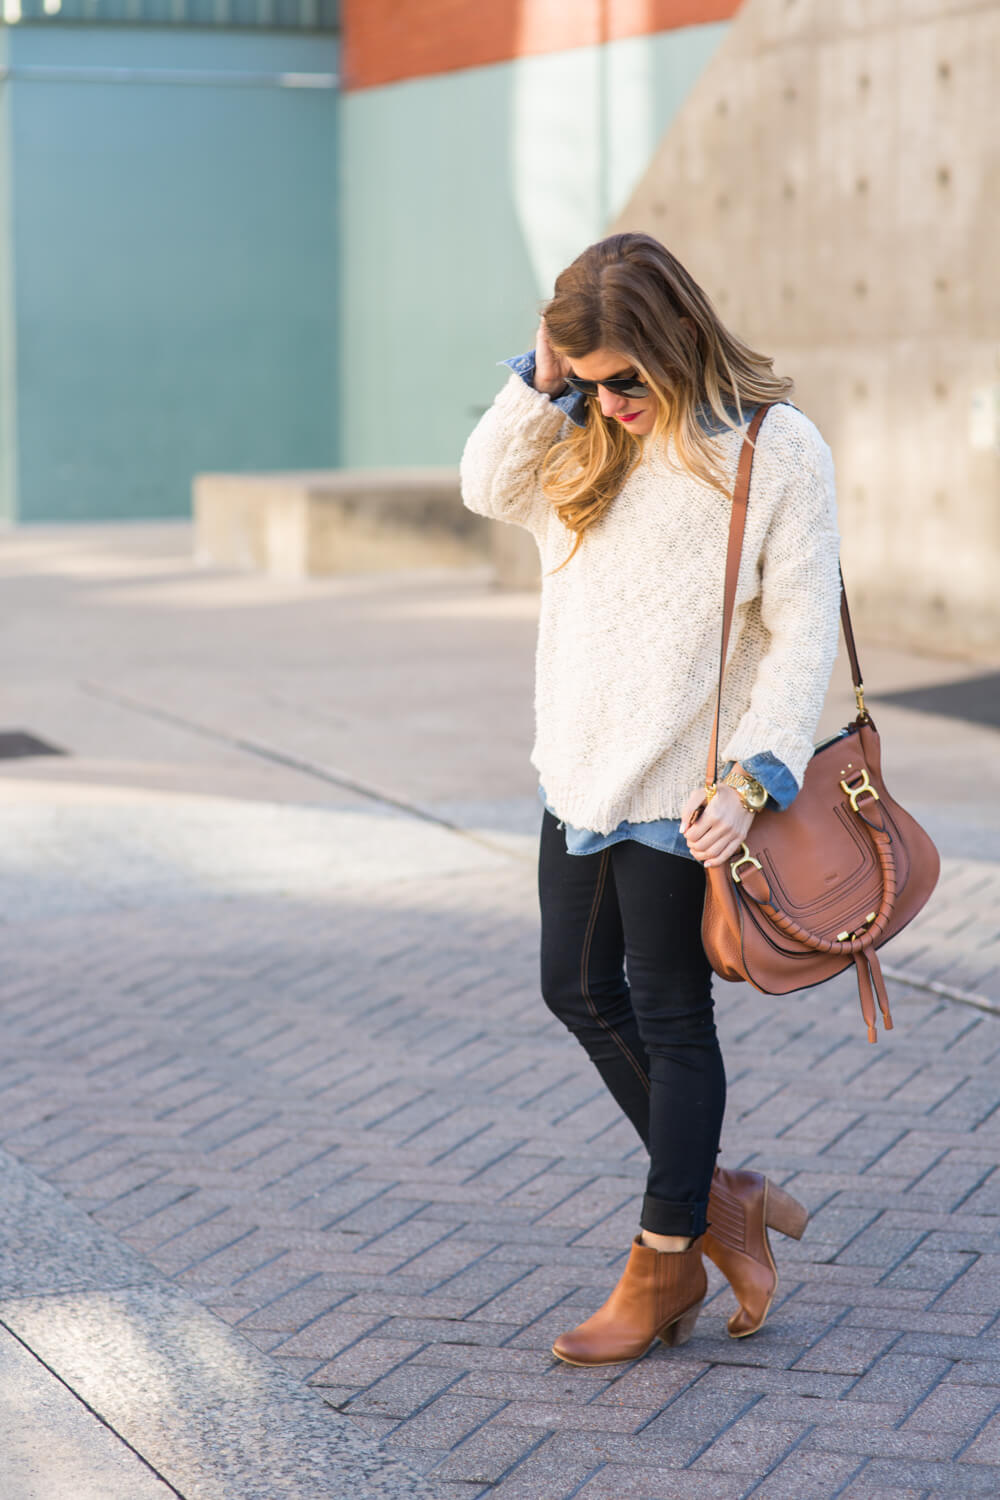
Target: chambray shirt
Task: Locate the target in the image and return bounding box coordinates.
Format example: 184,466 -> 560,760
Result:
503,350 -> 799,860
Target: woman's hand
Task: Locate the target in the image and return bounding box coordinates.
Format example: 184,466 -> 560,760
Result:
534,318 -> 572,397
680,785 -> 756,869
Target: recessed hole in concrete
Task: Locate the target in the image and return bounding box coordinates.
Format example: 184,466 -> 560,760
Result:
881,671 -> 1000,731
0,731 -> 67,760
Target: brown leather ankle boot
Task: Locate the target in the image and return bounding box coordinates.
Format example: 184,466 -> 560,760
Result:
703,1167 -> 808,1338
552,1235 -> 706,1367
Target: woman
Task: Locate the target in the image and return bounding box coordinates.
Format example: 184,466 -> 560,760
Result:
460,232 -> 839,1367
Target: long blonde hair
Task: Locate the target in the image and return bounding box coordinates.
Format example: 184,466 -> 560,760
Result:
542,233 -> 793,567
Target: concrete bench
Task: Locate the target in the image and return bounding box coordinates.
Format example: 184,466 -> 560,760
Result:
488,519 -> 541,589
193,468 -> 497,579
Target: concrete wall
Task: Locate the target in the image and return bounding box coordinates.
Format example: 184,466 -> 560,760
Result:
616,0 -> 1000,655
0,24 -> 339,522
338,21 -> 731,470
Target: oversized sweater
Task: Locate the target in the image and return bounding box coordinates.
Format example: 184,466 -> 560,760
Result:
460,372 -> 842,837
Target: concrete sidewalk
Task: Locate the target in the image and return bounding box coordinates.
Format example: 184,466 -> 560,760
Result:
1,522 -> 998,1499
0,1147 -> 435,1500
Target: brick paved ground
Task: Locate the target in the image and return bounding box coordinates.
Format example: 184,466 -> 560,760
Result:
2,858 -> 1000,1498
1,526 -> 999,1498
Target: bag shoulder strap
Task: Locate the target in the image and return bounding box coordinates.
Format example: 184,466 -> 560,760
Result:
705,403 -> 866,788
838,566 -> 863,694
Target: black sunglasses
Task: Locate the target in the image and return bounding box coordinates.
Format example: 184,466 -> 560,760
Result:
564,372 -> 651,399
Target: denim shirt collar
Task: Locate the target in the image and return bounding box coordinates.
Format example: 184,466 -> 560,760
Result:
502,352 -> 756,436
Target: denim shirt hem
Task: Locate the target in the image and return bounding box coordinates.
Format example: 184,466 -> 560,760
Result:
538,751 -> 799,860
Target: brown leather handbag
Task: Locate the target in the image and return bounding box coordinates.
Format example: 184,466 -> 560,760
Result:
698,404 -> 940,1041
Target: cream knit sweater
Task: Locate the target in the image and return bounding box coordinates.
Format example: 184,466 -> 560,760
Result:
460,373 -> 841,836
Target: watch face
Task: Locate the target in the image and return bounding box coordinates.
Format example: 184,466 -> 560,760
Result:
724,771 -> 768,810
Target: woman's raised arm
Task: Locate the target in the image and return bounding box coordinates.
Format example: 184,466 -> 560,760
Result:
460,381 -> 565,536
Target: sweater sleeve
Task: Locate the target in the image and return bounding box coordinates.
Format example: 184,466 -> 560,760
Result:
460,371 -> 567,533
721,436 -> 841,788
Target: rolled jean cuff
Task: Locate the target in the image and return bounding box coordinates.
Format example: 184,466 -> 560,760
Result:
640,1192 -> 708,1239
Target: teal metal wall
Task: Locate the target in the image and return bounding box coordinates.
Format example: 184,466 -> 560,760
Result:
0,27 -> 16,524
7,0 -> 336,26
0,17 -> 728,521
339,23 -> 730,470
1,23 -> 338,522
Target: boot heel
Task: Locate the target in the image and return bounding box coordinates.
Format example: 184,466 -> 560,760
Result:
765,1183 -> 808,1241
659,1299 -> 703,1348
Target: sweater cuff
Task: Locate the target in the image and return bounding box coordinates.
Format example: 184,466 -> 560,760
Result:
721,711 -> 815,794
493,368 -> 571,435
500,351 -> 588,427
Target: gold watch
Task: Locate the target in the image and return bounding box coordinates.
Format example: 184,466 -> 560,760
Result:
721,767 -> 768,813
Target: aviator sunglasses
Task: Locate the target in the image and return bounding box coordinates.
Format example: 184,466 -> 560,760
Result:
564,371 -> 651,399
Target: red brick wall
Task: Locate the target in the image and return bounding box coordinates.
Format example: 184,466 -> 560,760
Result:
342,1 -> 742,91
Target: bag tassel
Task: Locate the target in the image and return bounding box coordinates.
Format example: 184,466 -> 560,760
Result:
869,949 -> 894,1032
854,953 -> 878,1044
853,950 -> 894,1042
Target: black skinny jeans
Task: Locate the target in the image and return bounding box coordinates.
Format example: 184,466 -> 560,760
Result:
538,809 -> 725,1238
